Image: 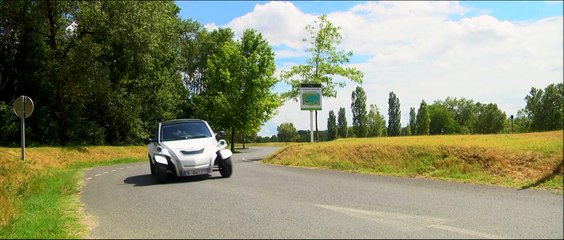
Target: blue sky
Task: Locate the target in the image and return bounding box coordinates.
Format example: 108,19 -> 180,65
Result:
177,1 -> 563,24
174,1 -> 563,137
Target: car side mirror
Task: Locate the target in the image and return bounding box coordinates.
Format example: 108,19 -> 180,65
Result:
215,131 -> 226,140
144,137 -> 155,144
218,139 -> 227,147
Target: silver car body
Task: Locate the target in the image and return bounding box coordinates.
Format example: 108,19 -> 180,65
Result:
147,119 -> 232,177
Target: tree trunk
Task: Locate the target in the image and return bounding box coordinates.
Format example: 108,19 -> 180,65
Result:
242,132 -> 246,149
230,127 -> 235,153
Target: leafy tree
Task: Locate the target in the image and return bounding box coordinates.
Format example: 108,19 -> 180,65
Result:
280,14 -> 363,141
524,83 -> 563,132
337,107 -> 348,138
327,110 -> 337,140
367,104 -> 385,137
0,1 -> 186,145
416,100 -> 430,135
473,103 -> 506,134
409,107 -> 416,136
387,92 -> 401,136
351,86 -> 368,138
436,97 -> 476,134
197,29 -> 280,152
277,122 -> 297,144
429,103 -> 457,134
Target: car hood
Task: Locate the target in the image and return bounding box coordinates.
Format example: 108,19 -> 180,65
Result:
161,138 -> 216,152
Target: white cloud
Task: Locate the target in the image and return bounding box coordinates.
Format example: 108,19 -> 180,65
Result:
212,1 -> 562,136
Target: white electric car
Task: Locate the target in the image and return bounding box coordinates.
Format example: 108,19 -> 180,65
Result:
145,119 -> 233,183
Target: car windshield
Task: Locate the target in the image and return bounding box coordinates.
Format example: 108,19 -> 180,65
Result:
161,122 -> 212,141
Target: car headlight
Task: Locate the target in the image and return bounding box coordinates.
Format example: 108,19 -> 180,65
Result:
154,155 -> 168,165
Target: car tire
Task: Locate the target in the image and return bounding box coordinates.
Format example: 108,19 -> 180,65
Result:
155,164 -> 168,183
219,157 -> 232,178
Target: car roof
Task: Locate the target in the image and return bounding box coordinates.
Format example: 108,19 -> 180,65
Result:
160,119 -> 206,125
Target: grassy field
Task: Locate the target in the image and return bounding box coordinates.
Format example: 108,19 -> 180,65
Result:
0,146 -> 146,238
0,131 -> 562,238
263,131 -> 563,192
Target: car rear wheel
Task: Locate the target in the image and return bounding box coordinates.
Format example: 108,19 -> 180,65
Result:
219,157 -> 232,178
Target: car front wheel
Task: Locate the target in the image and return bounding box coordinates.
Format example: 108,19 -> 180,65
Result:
219,157 -> 232,178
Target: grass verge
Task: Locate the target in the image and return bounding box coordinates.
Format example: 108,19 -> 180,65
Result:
0,146 -> 146,238
263,131 -> 563,193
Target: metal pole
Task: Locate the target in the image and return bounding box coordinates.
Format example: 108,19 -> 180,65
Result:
21,96 -> 25,161
310,110 -> 314,143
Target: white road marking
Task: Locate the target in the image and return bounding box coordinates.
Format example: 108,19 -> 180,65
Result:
428,224 -> 510,239
86,177 -> 92,180
95,174 -> 101,177
111,170 -> 117,172
314,204 -> 508,239
102,171 -> 108,174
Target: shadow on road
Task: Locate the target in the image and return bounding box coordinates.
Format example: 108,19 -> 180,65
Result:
520,160 -> 563,190
123,174 -> 224,187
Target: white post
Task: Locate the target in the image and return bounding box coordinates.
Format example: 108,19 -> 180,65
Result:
310,110 -> 314,143
21,96 -> 25,161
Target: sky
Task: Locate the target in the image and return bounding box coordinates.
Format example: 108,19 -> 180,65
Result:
175,1 -> 563,137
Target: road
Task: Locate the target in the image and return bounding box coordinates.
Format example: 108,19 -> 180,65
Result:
81,146 -> 563,239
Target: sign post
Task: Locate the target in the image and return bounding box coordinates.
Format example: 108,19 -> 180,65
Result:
12,95 -> 34,161
300,84 -> 322,143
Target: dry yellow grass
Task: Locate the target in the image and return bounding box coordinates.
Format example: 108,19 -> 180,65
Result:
0,146 -> 146,228
264,131 -> 563,191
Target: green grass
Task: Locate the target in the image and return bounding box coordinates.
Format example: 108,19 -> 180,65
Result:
0,168 -> 82,238
0,157 -> 145,239
0,145 -> 147,238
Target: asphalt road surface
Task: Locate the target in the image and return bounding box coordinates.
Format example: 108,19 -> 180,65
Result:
81,146 -> 563,239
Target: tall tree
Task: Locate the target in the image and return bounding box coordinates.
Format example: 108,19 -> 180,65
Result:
351,86 -> 368,138
473,103 -> 506,134
367,104 -> 385,137
337,107 -> 348,138
409,107 -> 416,135
280,14 -> 363,141
387,91 -> 401,136
198,29 -> 281,152
0,1 -> 187,145
277,122 -> 297,144
327,110 -> 337,140
429,103 -> 457,134
524,83 -> 563,132
416,100 -> 430,135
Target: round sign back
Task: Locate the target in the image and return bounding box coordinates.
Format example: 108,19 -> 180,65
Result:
12,95 -> 34,118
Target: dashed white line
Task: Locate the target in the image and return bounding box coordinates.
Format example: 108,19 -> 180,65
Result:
95,174 -> 101,177
86,177 -> 92,181
111,169 -> 117,172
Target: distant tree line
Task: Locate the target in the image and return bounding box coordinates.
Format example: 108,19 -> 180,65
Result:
0,1 -> 281,149
265,82 -> 562,143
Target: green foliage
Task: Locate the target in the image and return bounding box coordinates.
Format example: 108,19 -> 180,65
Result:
0,102 -> 18,147
280,15 -> 363,100
327,110 -> 337,141
367,104 -> 385,137
387,92 -> 401,136
337,107 -> 348,138
524,83 -> 563,132
429,103 -> 457,134
473,103 -> 506,134
0,1 -> 186,146
277,122 -> 298,143
351,86 -> 368,138
409,107 -> 416,136
194,29 -> 280,151
416,100 -> 430,135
